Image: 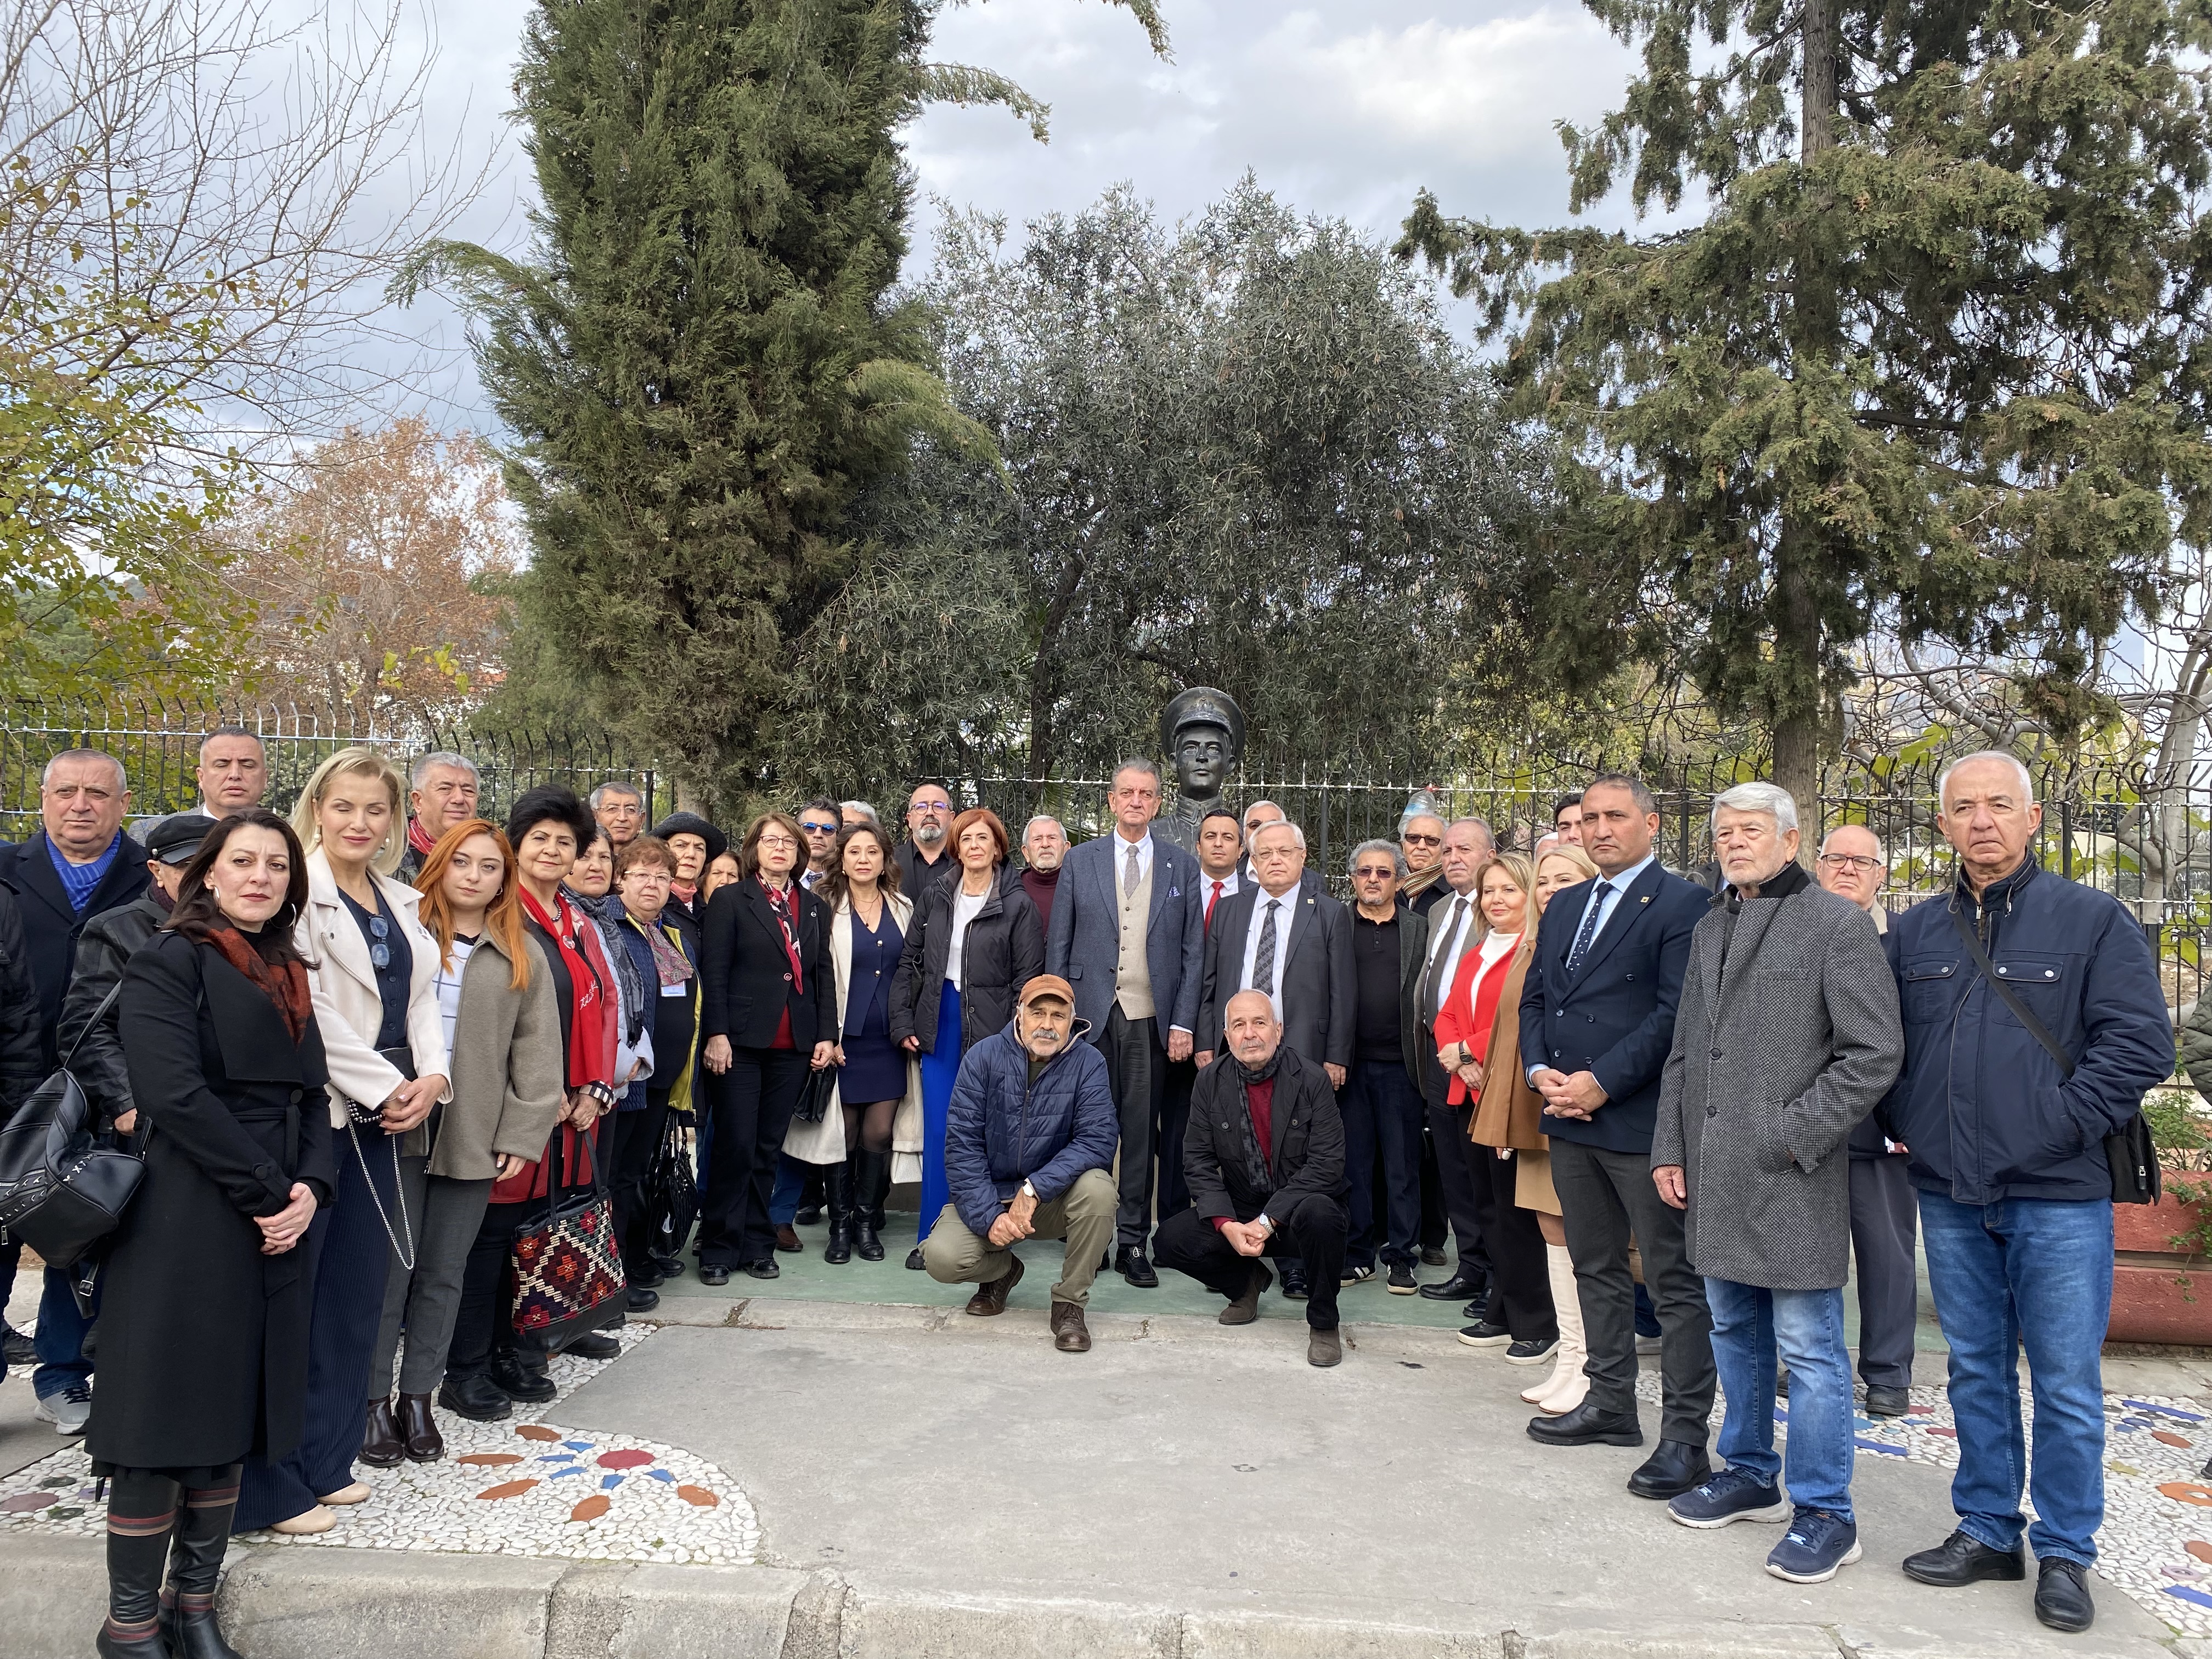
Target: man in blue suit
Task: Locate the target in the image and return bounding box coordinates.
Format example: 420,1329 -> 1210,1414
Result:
1518,774 -> 1714,1500
1045,759 -> 1205,1286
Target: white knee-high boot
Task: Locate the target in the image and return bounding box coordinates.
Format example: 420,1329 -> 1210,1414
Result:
1529,1244 -> 1589,1413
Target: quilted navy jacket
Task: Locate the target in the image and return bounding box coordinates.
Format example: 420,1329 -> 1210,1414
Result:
943,1022 -> 1119,1236
1878,859 -> 2171,1205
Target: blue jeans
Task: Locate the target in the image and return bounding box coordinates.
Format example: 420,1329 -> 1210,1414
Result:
32,1265 -> 97,1400
1918,1189 -> 2112,1565
1706,1277 -> 1854,1518
769,1153 -> 808,1227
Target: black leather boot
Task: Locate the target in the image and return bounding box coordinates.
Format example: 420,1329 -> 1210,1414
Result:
853,1149 -> 889,1262
823,1159 -> 855,1265
161,1466 -> 244,1659
98,1468 -> 178,1659
359,1397 -> 403,1468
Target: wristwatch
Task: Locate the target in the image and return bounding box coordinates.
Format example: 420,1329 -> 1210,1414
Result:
1019,1180 -> 1037,1199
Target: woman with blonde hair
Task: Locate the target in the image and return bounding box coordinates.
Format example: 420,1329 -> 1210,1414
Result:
363,820 -> 565,1448
1472,842 -> 1602,1414
235,748 -> 450,1536
1434,850 -> 1558,1367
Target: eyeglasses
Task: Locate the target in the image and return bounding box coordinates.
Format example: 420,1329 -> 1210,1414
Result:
1816,853 -> 1882,873
909,800 -> 951,815
365,913 -> 391,970
799,821 -> 839,836
1401,832 -> 1441,847
757,833 -> 799,851
1353,865 -> 1397,880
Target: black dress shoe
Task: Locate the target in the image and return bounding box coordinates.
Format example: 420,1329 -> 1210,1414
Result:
652,1251 -> 685,1279
1114,1245 -> 1159,1288
1418,1271 -> 1486,1302
905,1248 -> 926,1271
563,1331 -> 620,1360
1527,1399 -> 1644,1447
438,1375 -> 514,1422
794,1205 -> 823,1226
699,1263 -> 731,1286
359,1397 -> 404,1467
489,1356 -> 557,1403
2035,1558 -> 2095,1633
1901,1530 -> 2028,1587
628,1261 -> 665,1289
1626,1439 -> 1712,1499
746,1256 -> 781,1280
1420,1246 -> 1448,1267
626,1284 -> 661,1312
1279,1267 -> 1308,1301
1863,1384 -> 1910,1418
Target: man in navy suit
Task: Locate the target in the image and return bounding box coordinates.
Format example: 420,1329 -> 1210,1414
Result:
1045,759 -> 1205,1286
1518,773 -> 1714,1501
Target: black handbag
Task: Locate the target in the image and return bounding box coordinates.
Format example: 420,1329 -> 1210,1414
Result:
0,986 -> 146,1265
1948,907 -> 2159,1205
792,1061 -> 836,1125
644,1109 -> 698,1262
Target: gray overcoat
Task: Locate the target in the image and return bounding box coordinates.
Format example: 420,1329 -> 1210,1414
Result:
1651,879 -> 1903,1290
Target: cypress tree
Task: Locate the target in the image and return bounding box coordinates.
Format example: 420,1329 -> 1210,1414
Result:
407,0 -> 1165,799
1400,1 -> 2212,802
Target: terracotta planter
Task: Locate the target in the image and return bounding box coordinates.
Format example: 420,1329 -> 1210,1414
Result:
2109,1189 -> 2212,1345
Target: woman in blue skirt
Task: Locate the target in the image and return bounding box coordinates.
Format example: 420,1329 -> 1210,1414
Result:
889,808 -> 1042,1269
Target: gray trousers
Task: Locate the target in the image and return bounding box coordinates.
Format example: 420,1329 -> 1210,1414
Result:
1550,1138 -> 1716,1446
369,1155 -> 496,1398
1848,1153 -> 1919,1390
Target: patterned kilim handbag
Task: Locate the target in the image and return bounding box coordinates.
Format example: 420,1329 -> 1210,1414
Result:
507,1123 -> 626,1351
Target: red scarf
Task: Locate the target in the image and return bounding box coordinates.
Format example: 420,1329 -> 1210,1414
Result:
519,886 -> 614,1092
758,878 -> 803,992
407,816 -> 439,860
208,924 -> 312,1043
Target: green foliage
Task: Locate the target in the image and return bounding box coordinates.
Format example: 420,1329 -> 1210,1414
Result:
417,0 -> 1165,807
1398,1 -> 2212,800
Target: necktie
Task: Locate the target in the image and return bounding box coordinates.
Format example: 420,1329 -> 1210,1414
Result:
1206,879 -> 1224,929
1566,882 -> 1615,976
1253,898 -> 1280,997
1423,896 -> 1469,1025
1124,843 -> 1140,899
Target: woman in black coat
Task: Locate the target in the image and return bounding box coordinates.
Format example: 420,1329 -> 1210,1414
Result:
88,809 -> 334,1659
888,807 -> 1043,1267
696,811 -> 834,1284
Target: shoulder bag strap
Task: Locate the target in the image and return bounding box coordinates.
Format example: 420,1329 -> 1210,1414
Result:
1948,905 -> 2073,1079
60,983 -> 124,1074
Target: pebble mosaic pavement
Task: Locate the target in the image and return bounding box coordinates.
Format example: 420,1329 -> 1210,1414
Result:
10,1315 -> 2212,1636
0,1323 -> 759,1567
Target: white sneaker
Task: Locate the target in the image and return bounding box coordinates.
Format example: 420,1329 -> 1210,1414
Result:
33,1383 -> 91,1435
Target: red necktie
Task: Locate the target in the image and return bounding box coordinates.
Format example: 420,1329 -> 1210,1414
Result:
1206,879 -> 1224,930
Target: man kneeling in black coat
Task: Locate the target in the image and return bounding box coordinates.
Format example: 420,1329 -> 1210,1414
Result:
1157,990 -> 1350,1367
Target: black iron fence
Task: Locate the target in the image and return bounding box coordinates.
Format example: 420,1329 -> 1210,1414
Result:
7,699 -> 2209,1012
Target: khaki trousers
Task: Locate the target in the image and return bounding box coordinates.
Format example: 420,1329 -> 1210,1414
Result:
921,1167 -> 1119,1306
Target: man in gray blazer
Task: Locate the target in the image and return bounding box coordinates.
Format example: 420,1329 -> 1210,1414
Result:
1195,821 -> 1353,1079
1043,759 -> 1206,1285
1651,782 -> 1903,1587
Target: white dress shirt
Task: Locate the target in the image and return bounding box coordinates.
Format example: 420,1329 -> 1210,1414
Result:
1424,888 -> 1480,1014
1234,883 -> 1303,1024
1111,828 -> 1155,889
945,887 -> 988,990
1567,852 -> 1656,950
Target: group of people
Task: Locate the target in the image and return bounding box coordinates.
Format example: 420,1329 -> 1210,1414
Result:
0,733 -> 2170,1651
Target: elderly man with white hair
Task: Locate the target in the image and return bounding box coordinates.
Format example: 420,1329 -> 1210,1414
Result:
1882,753 -> 2170,1634
1651,781 -> 1903,1585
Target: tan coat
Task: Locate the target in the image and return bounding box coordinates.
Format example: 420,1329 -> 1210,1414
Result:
1470,951 -> 1548,1153
296,847 -> 451,1143
783,891 -> 925,1168
427,929 -> 568,1181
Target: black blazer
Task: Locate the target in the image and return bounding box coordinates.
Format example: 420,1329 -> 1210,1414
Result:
890,865 -> 1043,1055
1195,874 -> 1355,1068
699,877 -> 833,1051
91,932 -> 335,1471
1182,1045 -> 1345,1232
0,831 -> 150,1064
1515,859 -> 1705,1155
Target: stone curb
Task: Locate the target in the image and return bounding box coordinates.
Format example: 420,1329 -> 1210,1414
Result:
0,1533 -> 2125,1659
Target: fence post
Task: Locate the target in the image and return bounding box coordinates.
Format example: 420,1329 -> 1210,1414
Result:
2060,798 -> 2073,882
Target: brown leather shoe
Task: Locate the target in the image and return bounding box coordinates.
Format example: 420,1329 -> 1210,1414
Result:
775,1224 -> 803,1253
1051,1301 -> 1091,1352
359,1397 -> 403,1467
964,1254 -> 1024,1317
397,1391 -> 444,1463
1218,1261 -> 1273,1325
1307,1327 -> 1343,1368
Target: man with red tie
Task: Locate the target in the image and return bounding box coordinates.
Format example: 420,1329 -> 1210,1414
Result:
1195,809 -> 1244,929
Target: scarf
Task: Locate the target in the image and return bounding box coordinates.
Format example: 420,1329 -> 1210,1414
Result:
208,922 -> 312,1043
758,877 -> 804,992
520,885 -> 607,1091
566,886 -> 648,1043
630,912 -> 693,986
407,816 -> 439,860
1725,857 -> 1813,912
47,831 -> 121,912
1227,1045 -> 1285,1088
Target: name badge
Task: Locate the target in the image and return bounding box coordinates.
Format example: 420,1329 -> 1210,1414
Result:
661,980 -> 686,998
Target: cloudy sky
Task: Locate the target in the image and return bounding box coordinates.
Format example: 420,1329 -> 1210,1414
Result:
400,0 -> 1667,432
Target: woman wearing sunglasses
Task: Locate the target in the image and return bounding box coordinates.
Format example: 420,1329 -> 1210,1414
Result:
234,748 -> 450,1537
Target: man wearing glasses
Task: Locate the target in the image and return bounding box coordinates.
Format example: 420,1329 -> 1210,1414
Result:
1814,824 -> 1917,1419
591,781 -> 646,848
797,799 -> 843,891
895,781 -> 957,898
1398,810 -> 1450,917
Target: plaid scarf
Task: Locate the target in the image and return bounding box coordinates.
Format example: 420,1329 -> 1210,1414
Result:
207,923 -> 312,1043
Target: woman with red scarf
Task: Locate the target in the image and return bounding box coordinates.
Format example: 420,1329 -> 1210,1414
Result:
440,788 -> 619,1407
697,811 -> 835,1285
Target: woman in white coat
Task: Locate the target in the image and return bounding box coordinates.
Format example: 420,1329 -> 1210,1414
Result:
785,822 -> 923,1263
234,747 -> 450,1536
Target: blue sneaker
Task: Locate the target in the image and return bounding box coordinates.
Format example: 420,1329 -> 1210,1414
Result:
1667,1466 -> 1791,1529
1766,1509 -> 1861,1583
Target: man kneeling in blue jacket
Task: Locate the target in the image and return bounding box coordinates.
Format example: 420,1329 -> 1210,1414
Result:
922,974 -> 1120,1353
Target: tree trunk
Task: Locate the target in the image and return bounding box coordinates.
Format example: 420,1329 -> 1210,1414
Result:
1802,0 -> 1838,160
1770,522 -> 1822,814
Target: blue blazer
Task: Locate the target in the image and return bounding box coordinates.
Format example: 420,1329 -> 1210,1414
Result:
1044,833 -> 1205,1037
1516,860 -> 1704,1154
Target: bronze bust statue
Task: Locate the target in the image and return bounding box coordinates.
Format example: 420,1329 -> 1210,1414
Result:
1155,686 -> 1246,850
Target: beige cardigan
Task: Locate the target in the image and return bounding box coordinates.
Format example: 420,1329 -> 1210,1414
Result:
296,847 -> 453,1142
428,929 -> 568,1181
783,891 -> 924,1173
